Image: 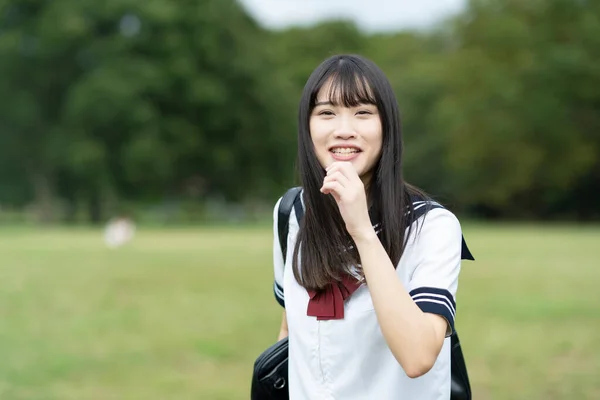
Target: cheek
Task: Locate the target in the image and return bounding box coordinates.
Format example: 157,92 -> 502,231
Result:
375,132 -> 383,152
309,122 -> 328,151
365,122 -> 383,152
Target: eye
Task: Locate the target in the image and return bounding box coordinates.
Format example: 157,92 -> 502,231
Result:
356,110 -> 373,115
318,110 -> 335,116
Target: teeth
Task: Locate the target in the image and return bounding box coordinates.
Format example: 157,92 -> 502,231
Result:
331,148 -> 359,154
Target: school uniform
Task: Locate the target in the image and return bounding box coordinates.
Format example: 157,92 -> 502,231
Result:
272,196 -> 464,400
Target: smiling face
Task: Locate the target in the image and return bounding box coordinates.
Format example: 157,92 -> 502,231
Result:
309,78 -> 383,187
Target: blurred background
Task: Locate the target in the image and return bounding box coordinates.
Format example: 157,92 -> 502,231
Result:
0,0 -> 598,399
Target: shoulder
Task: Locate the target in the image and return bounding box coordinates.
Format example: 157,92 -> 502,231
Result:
418,206 -> 462,233
407,205 -> 463,249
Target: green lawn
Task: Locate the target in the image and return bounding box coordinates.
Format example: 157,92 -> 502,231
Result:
0,224 -> 598,400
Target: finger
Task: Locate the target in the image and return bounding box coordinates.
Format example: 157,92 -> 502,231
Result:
323,171 -> 351,187
328,162 -> 360,183
320,180 -> 345,198
327,162 -> 352,178
326,161 -> 351,173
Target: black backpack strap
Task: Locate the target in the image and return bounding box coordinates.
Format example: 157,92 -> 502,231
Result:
450,330 -> 472,400
277,187 -> 302,264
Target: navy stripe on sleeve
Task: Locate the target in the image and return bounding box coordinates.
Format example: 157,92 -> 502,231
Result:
409,287 -> 456,336
273,281 -> 285,308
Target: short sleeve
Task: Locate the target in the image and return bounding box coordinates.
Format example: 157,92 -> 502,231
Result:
408,208 -> 463,337
272,197 -> 286,308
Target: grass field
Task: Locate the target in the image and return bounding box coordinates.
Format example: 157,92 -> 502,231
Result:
0,223 -> 598,400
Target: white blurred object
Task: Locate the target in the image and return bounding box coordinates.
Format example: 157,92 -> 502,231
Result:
104,217 -> 136,248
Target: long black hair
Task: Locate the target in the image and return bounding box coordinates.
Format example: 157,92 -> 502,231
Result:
292,54 -> 429,291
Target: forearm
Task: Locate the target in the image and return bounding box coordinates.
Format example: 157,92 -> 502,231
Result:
354,231 -> 444,377
277,310 -> 289,341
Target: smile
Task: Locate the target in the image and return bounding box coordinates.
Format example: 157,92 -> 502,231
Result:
330,147 -> 362,161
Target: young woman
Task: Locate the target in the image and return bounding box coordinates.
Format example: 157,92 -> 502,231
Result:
272,54 -> 465,399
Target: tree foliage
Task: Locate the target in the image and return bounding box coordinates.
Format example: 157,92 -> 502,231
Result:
0,0 -> 597,222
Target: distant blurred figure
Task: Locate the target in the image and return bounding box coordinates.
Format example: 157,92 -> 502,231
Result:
104,216 -> 136,248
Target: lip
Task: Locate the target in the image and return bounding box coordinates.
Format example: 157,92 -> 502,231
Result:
329,145 -> 362,162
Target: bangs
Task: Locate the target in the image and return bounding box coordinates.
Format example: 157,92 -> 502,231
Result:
312,64 -> 377,108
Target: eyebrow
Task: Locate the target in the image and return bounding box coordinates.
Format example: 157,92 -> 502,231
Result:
313,100 -> 376,107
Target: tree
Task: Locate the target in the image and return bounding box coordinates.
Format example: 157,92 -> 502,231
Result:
432,0 -> 600,218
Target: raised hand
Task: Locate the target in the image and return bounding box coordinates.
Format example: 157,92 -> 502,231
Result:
320,161 -> 375,242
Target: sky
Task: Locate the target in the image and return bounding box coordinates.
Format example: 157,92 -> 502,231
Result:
237,0 -> 467,33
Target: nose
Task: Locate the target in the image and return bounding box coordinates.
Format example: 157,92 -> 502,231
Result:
334,130 -> 357,140
333,119 -> 357,140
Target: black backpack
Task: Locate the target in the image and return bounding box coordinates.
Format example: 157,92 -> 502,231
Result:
251,187 -> 474,400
